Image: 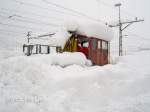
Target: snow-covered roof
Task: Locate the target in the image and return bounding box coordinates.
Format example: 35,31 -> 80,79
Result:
46,28 -> 71,48
29,28 -> 71,48
65,20 -> 114,41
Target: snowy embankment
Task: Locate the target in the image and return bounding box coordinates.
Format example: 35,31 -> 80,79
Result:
0,51 -> 150,112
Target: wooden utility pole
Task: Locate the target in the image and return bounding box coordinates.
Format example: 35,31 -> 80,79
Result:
109,3 -> 144,56
27,31 -> 31,43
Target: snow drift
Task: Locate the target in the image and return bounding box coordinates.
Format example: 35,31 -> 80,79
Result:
50,52 -> 92,67
0,51 -> 150,112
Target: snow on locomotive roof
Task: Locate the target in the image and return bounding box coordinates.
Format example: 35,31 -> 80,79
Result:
29,20 -> 113,48
65,20 -> 113,41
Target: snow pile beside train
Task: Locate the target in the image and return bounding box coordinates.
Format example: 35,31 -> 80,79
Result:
50,52 -> 92,66
0,50 -> 150,112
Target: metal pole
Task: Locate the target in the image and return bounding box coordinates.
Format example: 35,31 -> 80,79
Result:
109,3 -> 144,56
118,5 -> 123,56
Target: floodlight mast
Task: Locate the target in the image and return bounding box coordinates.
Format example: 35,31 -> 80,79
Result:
109,3 -> 144,56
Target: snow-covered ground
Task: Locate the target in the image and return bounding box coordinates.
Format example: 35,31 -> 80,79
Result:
0,47 -> 150,112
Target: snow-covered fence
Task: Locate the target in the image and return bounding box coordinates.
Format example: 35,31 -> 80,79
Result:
23,44 -> 62,56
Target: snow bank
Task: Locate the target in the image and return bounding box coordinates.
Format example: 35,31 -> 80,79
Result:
65,20 -> 113,41
51,52 -> 91,67
0,50 -> 150,112
0,52 -> 90,67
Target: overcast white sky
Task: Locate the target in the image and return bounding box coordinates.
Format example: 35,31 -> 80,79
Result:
0,0 -> 150,52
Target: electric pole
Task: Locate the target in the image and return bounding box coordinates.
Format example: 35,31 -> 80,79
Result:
27,31 -> 31,43
109,3 -> 144,56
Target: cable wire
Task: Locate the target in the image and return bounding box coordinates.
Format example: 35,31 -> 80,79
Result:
0,7 -> 65,22
11,0 -> 106,24
0,22 -> 48,32
0,11 -> 61,27
41,0 -> 105,23
11,0 -> 89,20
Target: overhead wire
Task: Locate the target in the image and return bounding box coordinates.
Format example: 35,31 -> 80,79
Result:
0,22 -> 49,32
0,11 -> 61,27
3,0 -> 147,39
9,0 -> 142,23
11,0 -> 106,24
11,0 -> 91,21
41,0 -> 105,23
0,7 -> 65,22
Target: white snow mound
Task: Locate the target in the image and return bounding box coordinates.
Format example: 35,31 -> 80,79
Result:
51,52 -> 91,67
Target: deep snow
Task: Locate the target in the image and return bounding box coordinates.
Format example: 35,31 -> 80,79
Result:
0,50 -> 150,112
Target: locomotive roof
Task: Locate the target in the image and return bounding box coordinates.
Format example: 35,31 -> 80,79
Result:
65,20 -> 113,41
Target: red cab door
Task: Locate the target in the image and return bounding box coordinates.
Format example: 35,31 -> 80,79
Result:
89,38 -> 108,65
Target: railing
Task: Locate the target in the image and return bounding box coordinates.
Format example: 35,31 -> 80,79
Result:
23,44 -> 62,56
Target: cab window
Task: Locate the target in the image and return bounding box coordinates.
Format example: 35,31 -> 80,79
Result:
102,41 -> 108,50
98,40 -> 101,49
82,41 -> 89,47
92,39 -> 97,50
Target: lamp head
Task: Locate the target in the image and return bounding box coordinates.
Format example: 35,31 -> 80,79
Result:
115,3 -> 121,7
